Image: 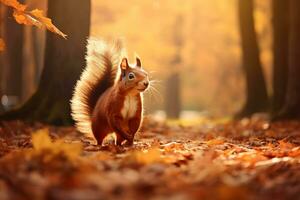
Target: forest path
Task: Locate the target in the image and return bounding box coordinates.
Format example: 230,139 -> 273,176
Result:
0,118 -> 300,200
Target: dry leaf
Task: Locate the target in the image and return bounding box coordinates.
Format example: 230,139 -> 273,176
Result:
207,138 -> 225,146
30,9 -> 67,39
129,148 -> 161,165
288,147 -> 300,157
162,142 -> 184,152
1,0 -> 67,38
0,38 -> 5,51
278,140 -> 295,150
1,118 -> 300,199
32,129 -> 53,151
0,0 -> 26,11
13,10 -> 42,27
31,129 -> 82,160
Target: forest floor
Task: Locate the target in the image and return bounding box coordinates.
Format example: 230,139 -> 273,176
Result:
0,116 -> 300,200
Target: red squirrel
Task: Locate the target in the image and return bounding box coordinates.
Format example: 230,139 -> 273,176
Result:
71,38 -> 149,145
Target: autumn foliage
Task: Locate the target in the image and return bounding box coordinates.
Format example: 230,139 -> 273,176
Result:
0,0 -> 66,51
0,117 -> 299,199
0,38 -> 5,51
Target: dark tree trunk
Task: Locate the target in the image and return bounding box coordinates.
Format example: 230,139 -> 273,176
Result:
0,4 -> 4,113
277,0 -> 300,119
29,0 -> 47,84
32,27 -> 46,84
0,4 -> 24,110
0,0 -> 91,125
272,0 -> 290,116
165,71 -> 181,119
236,0 -> 269,118
165,16 -> 183,119
22,26 -> 36,102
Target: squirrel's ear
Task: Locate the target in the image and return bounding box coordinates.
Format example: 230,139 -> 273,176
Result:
136,56 -> 142,68
120,57 -> 129,70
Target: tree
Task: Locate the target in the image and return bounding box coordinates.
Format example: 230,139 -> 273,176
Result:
28,0 -> 47,84
236,0 -> 269,118
165,16 -> 183,119
0,0 -> 91,125
277,0 -> 300,119
20,0 -> 47,102
0,2 -> 24,110
0,3 -> 3,113
272,0 -> 290,116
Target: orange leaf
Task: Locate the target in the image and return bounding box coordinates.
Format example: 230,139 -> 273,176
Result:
0,0 -> 26,11
207,138 -> 225,146
278,140 -> 295,150
30,9 -> 67,39
162,142 -> 184,152
0,38 -> 5,51
31,129 -> 82,160
128,148 -> 161,165
13,10 -> 43,27
288,147 -> 300,158
1,1 -> 66,39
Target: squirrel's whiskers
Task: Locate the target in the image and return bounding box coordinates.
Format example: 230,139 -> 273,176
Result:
145,80 -> 163,103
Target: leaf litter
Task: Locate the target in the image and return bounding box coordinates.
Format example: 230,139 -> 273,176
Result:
0,116 -> 300,200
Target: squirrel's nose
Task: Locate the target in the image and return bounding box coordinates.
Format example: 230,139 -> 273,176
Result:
143,81 -> 149,87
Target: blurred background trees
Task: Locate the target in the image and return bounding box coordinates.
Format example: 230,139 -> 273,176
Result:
165,15 -> 183,119
276,0 -> 300,119
1,0 -> 300,123
237,0 -> 268,118
272,0 -> 289,116
0,0 -> 90,124
0,1 -> 24,111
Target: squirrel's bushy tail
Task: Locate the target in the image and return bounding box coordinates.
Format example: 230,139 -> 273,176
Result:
71,38 -> 124,135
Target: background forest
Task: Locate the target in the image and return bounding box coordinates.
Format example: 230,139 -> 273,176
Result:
0,0 -> 278,120
0,1 -> 300,200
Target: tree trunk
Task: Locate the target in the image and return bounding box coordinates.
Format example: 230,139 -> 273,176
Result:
165,71 -> 181,119
27,0 -> 47,84
277,0 -> 300,119
0,0 -> 91,125
165,16 -> 183,119
236,0 -> 269,118
21,0 -> 47,101
22,26 -> 36,102
272,0 -> 290,116
32,27 -> 46,84
0,4 -> 4,113
0,4 -> 24,111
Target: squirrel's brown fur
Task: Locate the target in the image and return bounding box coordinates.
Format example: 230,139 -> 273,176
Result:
71,38 -> 149,145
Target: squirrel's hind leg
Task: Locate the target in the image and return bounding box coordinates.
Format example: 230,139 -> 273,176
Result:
116,133 -> 126,145
92,126 -> 108,146
95,133 -> 107,146
116,133 -> 134,146
91,119 -> 111,146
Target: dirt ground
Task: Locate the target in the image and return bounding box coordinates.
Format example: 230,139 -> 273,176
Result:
0,116 -> 299,200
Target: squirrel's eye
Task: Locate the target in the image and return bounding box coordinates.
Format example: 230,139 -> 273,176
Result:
128,72 -> 135,80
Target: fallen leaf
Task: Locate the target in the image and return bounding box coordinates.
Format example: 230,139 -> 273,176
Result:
288,147 -> 300,158
0,38 -> 5,51
32,129 -> 52,151
161,142 -> 184,152
207,138 -> 225,146
255,157 -> 293,167
278,140 -> 295,150
31,129 -> 82,160
128,148 -> 161,165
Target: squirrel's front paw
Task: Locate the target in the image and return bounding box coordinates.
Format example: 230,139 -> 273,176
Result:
124,139 -> 134,146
